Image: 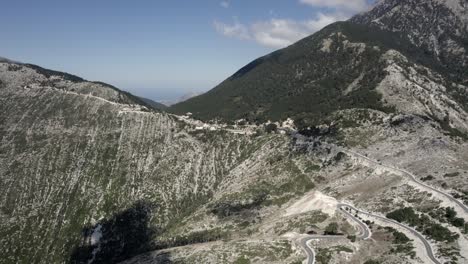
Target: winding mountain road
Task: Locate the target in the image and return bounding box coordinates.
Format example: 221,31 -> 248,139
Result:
343,149 -> 468,214
338,203 -> 371,239
343,204 -> 441,264
300,237 -> 316,264
298,147 -> 467,264
300,235 -> 343,264
301,203 -> 441,264
300,204 -> 371,264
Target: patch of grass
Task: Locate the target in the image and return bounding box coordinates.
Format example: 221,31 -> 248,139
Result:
438,245 -> 461,264
452,189 -> 468,207
324,222 -> 340,235
392,230 -> 411,244
316,248 -> 332,264
155,228 -> 229,250
420,175 -> 435,181
386,208 -> 459,242
332,245 -> 353,253
273,211 -> 328,235
233,240 -> 294,262
443,172 -> 460,178
384,227 -> 415,259
233,256 -> 251,264
364,260 -> 381,264
315,246 -> 353,264
438,116 -> 468,141
210,190 -> 268,218
304,164 -> 321,173
289,261 -> 303,264
429,207 -> 465,229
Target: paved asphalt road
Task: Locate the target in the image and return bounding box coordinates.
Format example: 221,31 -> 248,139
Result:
302,203 -> 441,264
338,203 -> 371,239
299,147 -> 458,264
301,204 -> 371,264
300,237 -> 316,264
301,235 -> 343,264
344,204 -> 441,264
344,149 -> 468,213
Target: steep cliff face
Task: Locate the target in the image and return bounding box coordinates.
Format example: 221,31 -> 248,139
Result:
0,61 -> 275,263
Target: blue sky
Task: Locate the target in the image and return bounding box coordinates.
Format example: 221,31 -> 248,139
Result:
1,0 -> 375,102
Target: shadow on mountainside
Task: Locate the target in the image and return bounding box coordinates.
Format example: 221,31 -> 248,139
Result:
69,200 -> 171,264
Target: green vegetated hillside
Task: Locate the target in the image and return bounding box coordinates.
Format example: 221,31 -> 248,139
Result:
169,21 -> 468,127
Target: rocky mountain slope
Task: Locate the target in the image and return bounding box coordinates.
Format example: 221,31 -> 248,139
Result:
0,60 -> 328,263
351,0 -> 468,81
1,0 -> 468,264
0,61 -> 256,263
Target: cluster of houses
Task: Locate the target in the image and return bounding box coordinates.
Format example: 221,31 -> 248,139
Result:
176,112 -> 221,131
175,112 -> 296,135
268,118 -> 296,134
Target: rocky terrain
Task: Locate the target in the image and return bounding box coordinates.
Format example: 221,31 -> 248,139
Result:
351,0 -> 468,81
1,0 -> 468,264
0,61 -> 263,263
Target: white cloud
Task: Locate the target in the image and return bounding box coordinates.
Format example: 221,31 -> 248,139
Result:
252,13 -> 348,48
251,19 -> 310,48
220,1 -> 229,8
304,12 -> 349,32
214,12 -> 348,49
213,0 -> 371,49
214,19 -> 250,40
299,0 -> 370,12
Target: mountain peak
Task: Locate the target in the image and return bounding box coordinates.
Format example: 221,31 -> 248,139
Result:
352,0 -> 468,81
355,0 -> 468,31
354,0 -> 467,29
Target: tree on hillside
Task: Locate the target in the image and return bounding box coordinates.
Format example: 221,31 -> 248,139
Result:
324,222 -> 339,235
265,123 -> 277,133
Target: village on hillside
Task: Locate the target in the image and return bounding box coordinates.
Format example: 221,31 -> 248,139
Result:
174,112 -> 296,135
